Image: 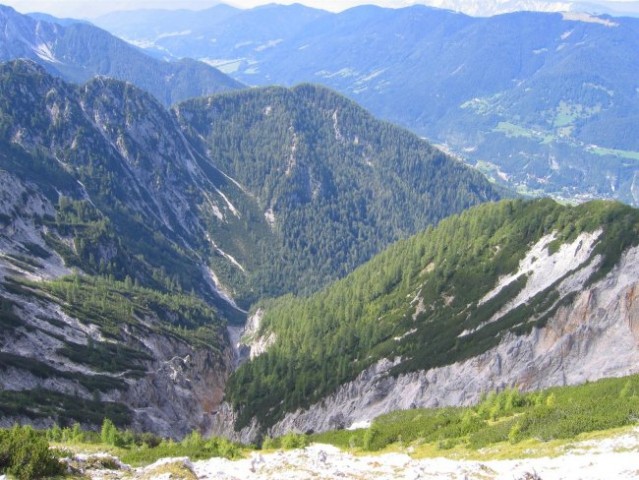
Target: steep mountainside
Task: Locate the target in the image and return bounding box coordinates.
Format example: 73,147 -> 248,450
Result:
176,85 -> 500,296
0,60 -> 251,435
0,155 -> 233,437
0,60 -> 500,434
101,5 -> 639,205
0,5 -> 243,105
222,199 -> 639,439
0,60 -> 258,314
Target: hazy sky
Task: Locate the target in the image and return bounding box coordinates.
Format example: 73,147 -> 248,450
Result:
4,0 -> 413,18
2,0 -> 634,18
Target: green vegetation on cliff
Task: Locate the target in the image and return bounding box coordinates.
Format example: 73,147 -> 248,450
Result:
312,374 -> 639,455
227,199 -> 639,430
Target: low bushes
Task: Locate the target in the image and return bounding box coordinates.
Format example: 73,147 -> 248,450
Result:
0,425 -> 65,479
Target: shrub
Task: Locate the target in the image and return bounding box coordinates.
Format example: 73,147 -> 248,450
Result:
261,436 -> 277,450
362,425 -> 379,451
0,425 -> 65,479
508,421 -> 523,444
101,418 -> 120,446
280,432 -> 308,450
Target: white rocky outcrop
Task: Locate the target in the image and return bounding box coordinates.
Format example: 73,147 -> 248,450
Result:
463,229 -> 603,337
192,431 -> 639,480
241,308 -> 276,361
0,171 -> 70,280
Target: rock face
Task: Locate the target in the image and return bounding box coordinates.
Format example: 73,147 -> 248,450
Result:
264,245 -> 639,436
0,253 -> 234,438
0,165 -> 235,437
120,334 -> 234,438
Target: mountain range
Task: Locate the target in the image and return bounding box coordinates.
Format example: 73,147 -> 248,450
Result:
0,4 -> 243,106
1,0 -> 639,448
0,60 -> 498,434
95,4 -> 639,205
416,0 -> 639,17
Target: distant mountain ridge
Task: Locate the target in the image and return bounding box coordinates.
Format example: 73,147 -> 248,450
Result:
0,4 -> 243,105
94,3 -> 330,65
95,4 -> 639,205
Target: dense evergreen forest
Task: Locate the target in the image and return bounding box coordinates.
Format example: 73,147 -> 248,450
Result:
177,84 -> 501,297
0,61 -> 500,307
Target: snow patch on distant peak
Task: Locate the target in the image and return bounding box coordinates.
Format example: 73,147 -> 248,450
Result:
562,12 -> 619,27
357,68 -> 388,84
315,68 -> 359,79
416,0 -> 571,17
33,42 -> 60,64
155,30 -> 192,40
254,39 -> 282,52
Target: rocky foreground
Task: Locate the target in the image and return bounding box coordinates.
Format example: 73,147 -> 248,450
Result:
70,427 -> 639,480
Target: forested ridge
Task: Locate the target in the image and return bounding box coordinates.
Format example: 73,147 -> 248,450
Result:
177,84 -> 500,297
227,199 -> 639,430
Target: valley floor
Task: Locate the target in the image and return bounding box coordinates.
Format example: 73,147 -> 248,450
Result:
78,427 -> 639,479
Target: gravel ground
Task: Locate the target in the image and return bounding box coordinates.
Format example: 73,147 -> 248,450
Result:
76,427 -> 639,480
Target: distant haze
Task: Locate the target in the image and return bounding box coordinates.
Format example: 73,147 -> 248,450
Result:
2,0 -> 407,18
5,0 -> 638,19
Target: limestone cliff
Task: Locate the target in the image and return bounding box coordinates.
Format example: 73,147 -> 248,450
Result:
265,245 -> 639,436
